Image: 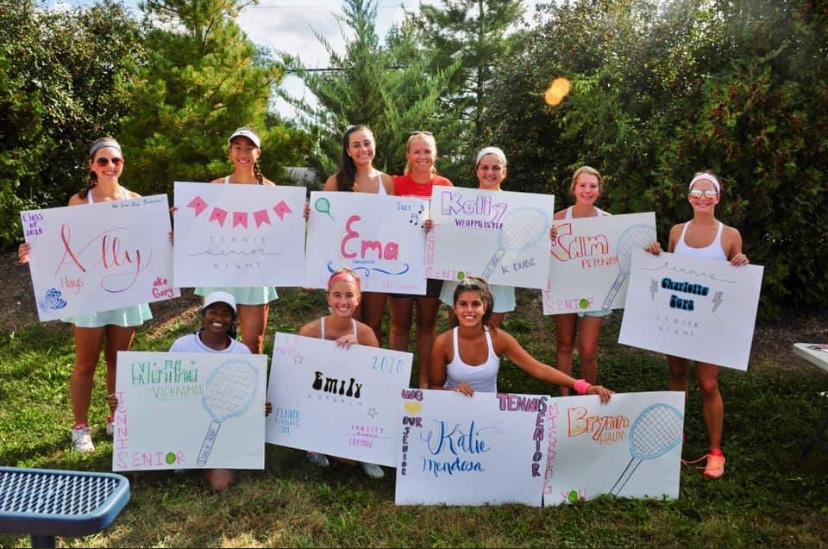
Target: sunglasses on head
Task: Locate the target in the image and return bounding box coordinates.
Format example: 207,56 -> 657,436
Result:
95,157 -> 123,166
409,130 -> 434,136
689,189 -> 717,199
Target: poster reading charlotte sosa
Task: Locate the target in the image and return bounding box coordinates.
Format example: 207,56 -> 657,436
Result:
543,212 -> 656,314
619,250 -> 764,371
21,195 -> 177,322
424,187 -> 555,289
265,333 -> 412,467
396,390 -> 549,506
173,182 -> 307,287
304,192 -> 428,294
113,351 -> 267,472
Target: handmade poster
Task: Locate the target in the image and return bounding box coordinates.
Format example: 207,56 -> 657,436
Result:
113,351 -> 267,472
21,195 -> 177,322
304,192 -> 427,294
543,212 -> 656,314
619,250 -> 764,371
424,188 -> 555,289
542,391 -> 685,505
265,332 -> 413,467
396,390 -> 549,506
173,182 -> 306,287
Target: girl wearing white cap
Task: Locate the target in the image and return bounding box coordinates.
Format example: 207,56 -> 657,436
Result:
644,171 -> 749,480
195,127 -> 277,355
439,146 -> 516,329
18,137 -> 152,453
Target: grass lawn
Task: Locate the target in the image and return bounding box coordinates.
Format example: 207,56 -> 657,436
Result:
0,288 -> 826,548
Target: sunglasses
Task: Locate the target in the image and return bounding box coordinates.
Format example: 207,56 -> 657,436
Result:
409,130 -> 434,136
689,189 -> 717,199
95,157 -> 123,166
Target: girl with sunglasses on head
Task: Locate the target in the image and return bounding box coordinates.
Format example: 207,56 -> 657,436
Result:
18,137 -> 152,453
644,171 -> 749,480
439,147 -> 516,329
320,125 -> 395,346
297,269 -> 386,479
390,131 -> 453,388
430,276 -> 613,402
194,127 -> 276,355
550,166 -> 612,396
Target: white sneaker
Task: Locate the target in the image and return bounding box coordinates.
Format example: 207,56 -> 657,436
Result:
71,426 -> 95,453
307,452 -> 330,468
360,462 -> 384,479
106,418 -> 114,437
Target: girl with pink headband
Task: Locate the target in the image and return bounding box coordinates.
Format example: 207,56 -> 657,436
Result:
645,171 -> 749,480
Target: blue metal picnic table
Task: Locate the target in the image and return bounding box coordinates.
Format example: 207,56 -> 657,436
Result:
0,467 -> 130,548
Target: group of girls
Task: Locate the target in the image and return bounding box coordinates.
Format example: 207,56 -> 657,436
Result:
18,124 -> 748,485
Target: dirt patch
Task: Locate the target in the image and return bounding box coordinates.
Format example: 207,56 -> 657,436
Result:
3,249 -> 826,372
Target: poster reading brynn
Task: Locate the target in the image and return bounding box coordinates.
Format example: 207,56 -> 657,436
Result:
396,390 -> 549,506
619,250 -> 764,371
21,195 -> 176,322
304,192 -> 428,294
174,182 -> 306,287
425,187 -> 555,289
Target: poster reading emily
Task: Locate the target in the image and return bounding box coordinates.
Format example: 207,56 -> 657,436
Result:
21,195 -> 176,322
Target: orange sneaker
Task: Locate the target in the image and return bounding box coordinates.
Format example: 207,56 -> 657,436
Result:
703,452 -> 726,479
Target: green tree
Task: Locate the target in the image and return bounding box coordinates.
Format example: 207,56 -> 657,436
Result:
120,0 -> 290,195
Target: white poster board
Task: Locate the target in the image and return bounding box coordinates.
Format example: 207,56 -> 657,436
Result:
113,351 -> 267,471
543,212 -> 656,314
173,182 -> 306,287
425,188 -> 555,289
619,250 -> 764,370
265,333 -> 413,467
395,390 -> 549,506
304,192 -> 428,294
21,195 -> 177,321
542,391 -> 685,505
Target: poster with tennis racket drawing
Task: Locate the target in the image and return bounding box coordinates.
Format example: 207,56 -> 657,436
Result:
396,390 -> 550,506
424,188 -> 555,289
542,391 -> 685,506
619,250 -> 764,371
20,195 -> 177,322
113,351 -> 267,472
265,333 -> 413,467
304,192 -> 428,294
173,182 -> 307,287
543,212 -> 656,314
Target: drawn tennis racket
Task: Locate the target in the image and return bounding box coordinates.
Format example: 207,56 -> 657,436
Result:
197,360 -> 258,467
601,224 -> 657,309
609,403 -> 684,495
481,207 -> 550,280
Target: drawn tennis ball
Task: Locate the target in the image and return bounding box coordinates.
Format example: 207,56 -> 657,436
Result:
457,271 -> 466,280
579,298 -> 590,309
165,452 -> 177,465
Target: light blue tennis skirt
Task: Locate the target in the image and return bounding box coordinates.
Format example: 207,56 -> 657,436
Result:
63,304 -> 153,328
195,287 -> 278,306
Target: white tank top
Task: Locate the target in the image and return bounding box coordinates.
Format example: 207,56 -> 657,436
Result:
363,171 -> 386,195
319,317 -> 358,340
445,327 -> 500,393
564,205 -> 606,219
224,176 -> 263,185
87,186 -> 128,204
673,221 -> 727,261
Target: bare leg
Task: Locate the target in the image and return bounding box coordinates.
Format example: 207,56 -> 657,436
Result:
71,326 -> 105,426
237,303 -> 269,354
668,355 -> 689,393
695,362 -> 724,450
414,297 -> 441,389
102,325 -> 137,417
488,312 -> 506,329
206,469 -> 236,492
389,296 -> 414,354
555,314 -> 577,395
359,291 -> 388,347
576,316 -> 604,385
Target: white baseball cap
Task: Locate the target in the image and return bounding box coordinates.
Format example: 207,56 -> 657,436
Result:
228,127 -> 261,148
202,291 -> 237,314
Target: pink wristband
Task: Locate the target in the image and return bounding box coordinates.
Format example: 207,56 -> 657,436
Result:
573,379 -> 591,395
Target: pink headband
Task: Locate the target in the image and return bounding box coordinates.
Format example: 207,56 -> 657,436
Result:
327,271 -> 360,291
689,173 -> 720,194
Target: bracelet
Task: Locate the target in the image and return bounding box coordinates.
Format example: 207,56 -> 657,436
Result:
573,379 -> 591,395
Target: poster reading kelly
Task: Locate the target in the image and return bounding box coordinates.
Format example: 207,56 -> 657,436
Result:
21,195 -> 177,322
619,250 -> 764,370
